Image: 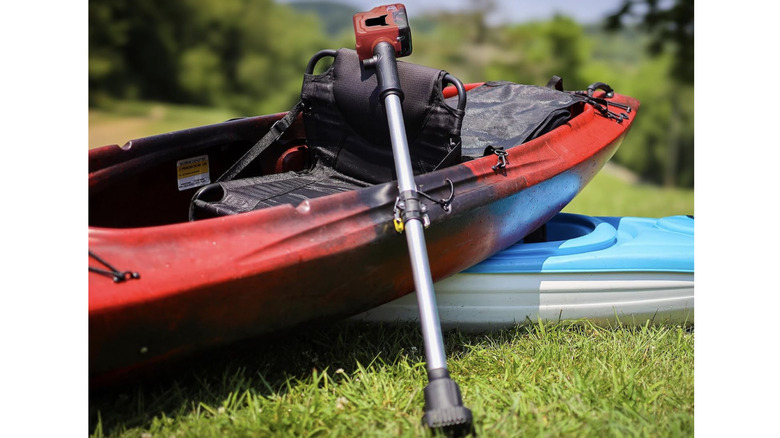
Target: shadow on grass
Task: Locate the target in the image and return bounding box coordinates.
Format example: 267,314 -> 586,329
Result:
88,319 -> 474,435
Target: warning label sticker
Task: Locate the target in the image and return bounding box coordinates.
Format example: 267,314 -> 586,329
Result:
177,155 -> 210,191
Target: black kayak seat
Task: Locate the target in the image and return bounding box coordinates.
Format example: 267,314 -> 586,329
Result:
190,73 -> 582,220
191,48 -> 464,220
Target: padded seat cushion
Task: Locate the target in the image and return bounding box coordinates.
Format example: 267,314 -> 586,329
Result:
189,165 -> 368,220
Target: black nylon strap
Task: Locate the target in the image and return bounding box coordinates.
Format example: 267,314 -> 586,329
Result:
432,136 -> 462,172
217,101 -> 305,182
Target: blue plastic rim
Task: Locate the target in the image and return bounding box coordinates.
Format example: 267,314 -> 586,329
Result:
465,213 -> 694,274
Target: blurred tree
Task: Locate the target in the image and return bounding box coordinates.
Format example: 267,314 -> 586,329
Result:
89,0 -> 192,103
89,0 -> 329,114
605,0 -> 694,187
466,0 -> 495,44
606,0 -> 693,85
485,16 -> 589,89
88,1 -> 127,99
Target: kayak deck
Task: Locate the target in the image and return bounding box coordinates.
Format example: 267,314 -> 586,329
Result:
352,213 -> 693,330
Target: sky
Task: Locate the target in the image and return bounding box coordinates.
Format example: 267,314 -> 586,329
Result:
281,0 -> 630,25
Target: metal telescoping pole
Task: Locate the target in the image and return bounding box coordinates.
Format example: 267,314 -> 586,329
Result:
368,41 -> 472,432
384,92 -> 448,371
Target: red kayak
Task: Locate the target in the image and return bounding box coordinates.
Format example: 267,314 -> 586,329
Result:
89,48 -> 638,384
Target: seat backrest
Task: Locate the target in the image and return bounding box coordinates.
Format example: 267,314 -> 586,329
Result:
301,48 -> 464,184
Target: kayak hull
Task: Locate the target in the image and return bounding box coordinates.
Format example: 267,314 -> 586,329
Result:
89,87 -> 638,384
353,213 -> 694,329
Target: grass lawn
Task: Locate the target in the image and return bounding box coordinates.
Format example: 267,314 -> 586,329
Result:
90,322 -> 693,437
89,101 -> 694,437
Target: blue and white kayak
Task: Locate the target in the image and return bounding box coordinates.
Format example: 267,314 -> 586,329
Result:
353,213 -> 694,330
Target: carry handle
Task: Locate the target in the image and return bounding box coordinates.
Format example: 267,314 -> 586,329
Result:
586,81 -> 615,98
443,73 -> 466,112
305,49 -> 337,75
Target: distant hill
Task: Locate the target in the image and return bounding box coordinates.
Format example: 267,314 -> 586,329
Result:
285,1 -> 356,36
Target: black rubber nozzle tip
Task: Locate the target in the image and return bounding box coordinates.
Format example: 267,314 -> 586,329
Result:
422,368 -> 473,435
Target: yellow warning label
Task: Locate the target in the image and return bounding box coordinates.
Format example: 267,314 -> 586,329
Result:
177,155 -> 210,191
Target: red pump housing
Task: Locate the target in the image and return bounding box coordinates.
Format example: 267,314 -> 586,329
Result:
353,4 -> 412,61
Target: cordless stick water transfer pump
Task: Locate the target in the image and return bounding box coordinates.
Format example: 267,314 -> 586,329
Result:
353,4 -> 473,433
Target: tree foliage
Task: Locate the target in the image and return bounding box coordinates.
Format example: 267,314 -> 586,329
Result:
606,0 -> 694,85
88,0 -> 694,187
89,0 -> 330,114
485,15 -> 590,89
603,0 -> 694,186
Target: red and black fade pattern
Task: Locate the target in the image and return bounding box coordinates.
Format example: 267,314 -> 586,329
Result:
88,84 -> 638,385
